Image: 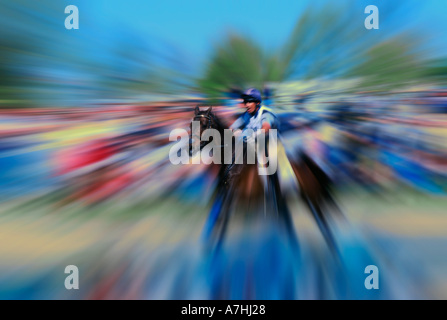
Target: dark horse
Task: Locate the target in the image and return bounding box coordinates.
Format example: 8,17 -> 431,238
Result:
189,106 -> 298,252
290,151 -> 345,256
285,118 -> 346,257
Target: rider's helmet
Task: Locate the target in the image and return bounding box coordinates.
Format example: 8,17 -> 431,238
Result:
241,88 -> 262,104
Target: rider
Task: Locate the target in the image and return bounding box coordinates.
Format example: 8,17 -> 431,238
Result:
230,88 -> 279,134
228,87 -> 280,175
202,87 -> 297,250
231,88 -> 286,207
230,88 -> 297,247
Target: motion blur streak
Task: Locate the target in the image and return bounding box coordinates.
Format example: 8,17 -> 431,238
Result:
0,0 -> 446,299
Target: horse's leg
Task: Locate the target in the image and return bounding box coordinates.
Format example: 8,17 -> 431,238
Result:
201,161 -> 232,240
201,176 -> 237,253
321,187 -> 347,223
303,193 -> 340,255
213,191 -> 232,252
302,153 -> 346,222
202,184 -> 226,242
268,170 -> 300,250
293,156 -> 342,259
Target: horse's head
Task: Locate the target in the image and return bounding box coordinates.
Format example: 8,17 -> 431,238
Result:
189,105 -> 218,156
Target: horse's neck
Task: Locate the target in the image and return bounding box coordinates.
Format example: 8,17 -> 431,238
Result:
211,113 -> 227,134
209,116 -> 228,155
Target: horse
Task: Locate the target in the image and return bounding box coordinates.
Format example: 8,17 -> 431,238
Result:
188,106 -> 298,252
282,118 -> 346,257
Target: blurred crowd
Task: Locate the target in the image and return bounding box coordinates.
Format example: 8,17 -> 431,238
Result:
278,86 -> 447,196
1,84 -> 447,208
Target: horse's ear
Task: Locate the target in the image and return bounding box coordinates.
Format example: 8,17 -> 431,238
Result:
194,105 -> 200,114
206,107 -> 212,115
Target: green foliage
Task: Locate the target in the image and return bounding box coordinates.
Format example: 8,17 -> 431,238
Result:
424,59 -> 447,79
0,1 -> 446,107
197,34 -> 265,102
348,36 -> 428,90
197,3 -> 446,100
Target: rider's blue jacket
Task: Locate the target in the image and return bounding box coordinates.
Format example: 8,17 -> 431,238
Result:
230,105 -> 279,133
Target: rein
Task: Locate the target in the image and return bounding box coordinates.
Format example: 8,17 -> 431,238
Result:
190,112 -> 238,185
193,114 -> 214,130
193,113 -> 228,147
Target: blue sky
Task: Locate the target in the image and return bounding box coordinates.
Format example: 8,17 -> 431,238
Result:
75,0 -> 312,76
3,1 -> 447,87
82,0 -> 308,56
0,0 -> 444,105
70,0 -> 447,75
0,0 -> 445,106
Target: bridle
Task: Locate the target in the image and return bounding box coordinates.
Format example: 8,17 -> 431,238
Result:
193,114 -> 214,130
190,114 -> 215,153
190,112 -> 235,185
190,113 -> 228,150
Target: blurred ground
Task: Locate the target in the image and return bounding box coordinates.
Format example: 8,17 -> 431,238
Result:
0,179 -> 446,299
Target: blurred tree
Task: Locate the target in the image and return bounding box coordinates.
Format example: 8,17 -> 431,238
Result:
0,1 -> 81,107
425,59 -> 447,80
0,1 -> 192,107
197,2 -> 444,101
348,36 -> 428,90
197,34 -> 265,103
1,0 -> 445,107
0,39 -> 29,107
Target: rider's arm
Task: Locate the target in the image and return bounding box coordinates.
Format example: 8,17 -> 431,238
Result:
229,116 -> 245,130
262,122 -> 271,132
260,112 -> 277,133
